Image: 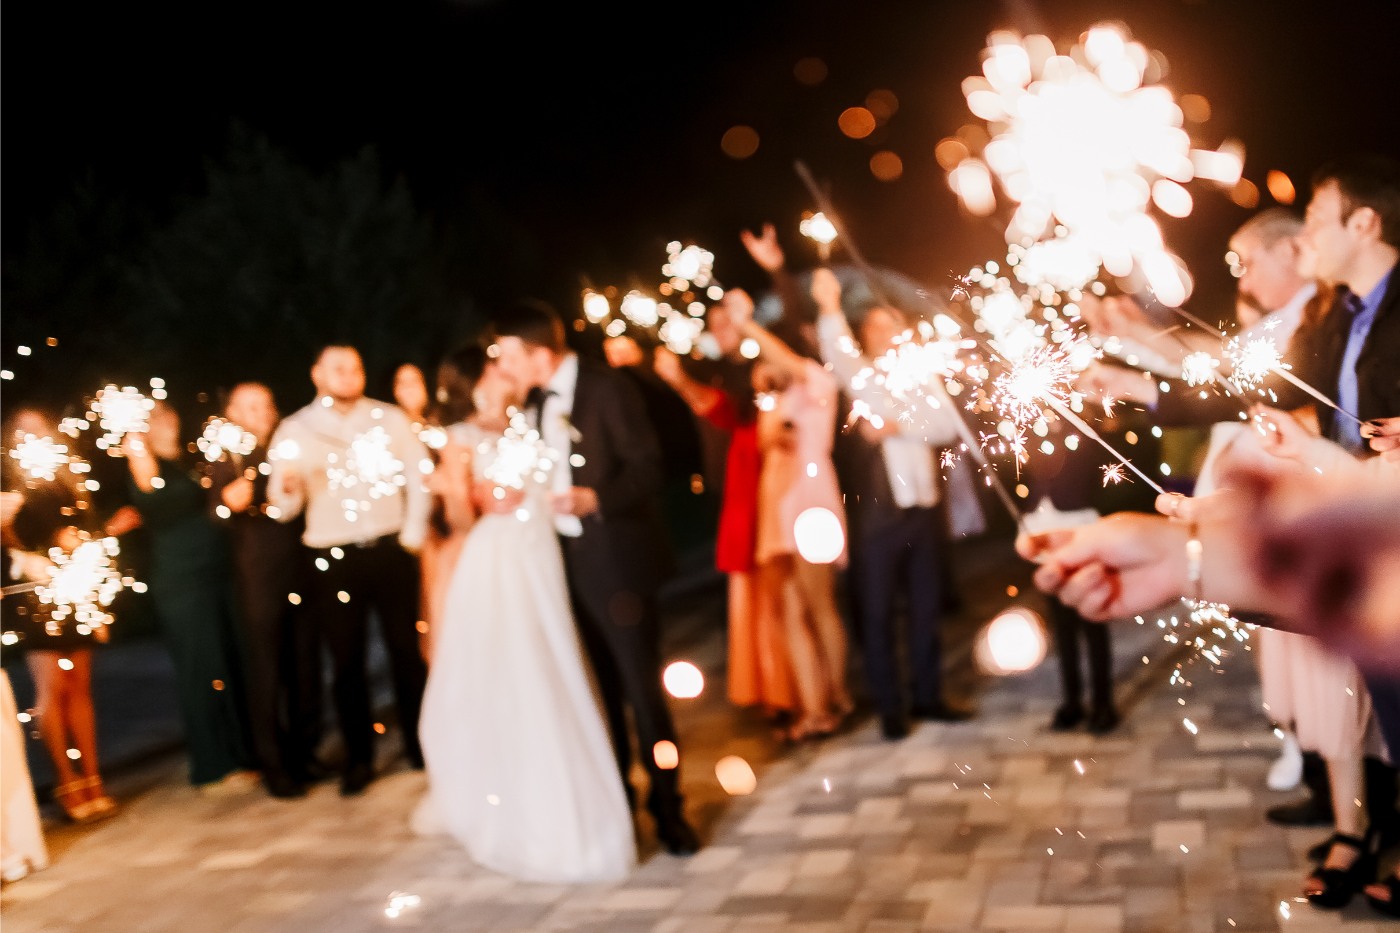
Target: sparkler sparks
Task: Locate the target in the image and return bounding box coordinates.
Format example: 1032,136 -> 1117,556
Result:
1225,335 -> 1286,392
35,537 -> 128,632
1180,351 -> 1221,387
91,385 -> 154,450
9,434 -> 70,481
950,24 -> 1240,307
327,426 -> 407,521
480,411 -> 556,493
1101,462 -> 1128,486
197,417 -> 257,463
991,343 -> 1078,433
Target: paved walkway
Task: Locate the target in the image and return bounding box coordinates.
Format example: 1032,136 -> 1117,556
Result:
4,533 -> 1397,932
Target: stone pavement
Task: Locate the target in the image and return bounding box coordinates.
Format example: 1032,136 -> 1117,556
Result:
4,533 -> 1398,932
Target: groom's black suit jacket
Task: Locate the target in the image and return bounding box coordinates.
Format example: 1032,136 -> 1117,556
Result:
558,356 -> 674,602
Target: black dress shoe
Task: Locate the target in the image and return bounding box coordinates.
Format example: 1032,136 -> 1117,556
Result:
264,772 -> 307,799
340,763 -> 375,797
911,701 -> 973,723
880,714 -> 910,740
1050,704 -> 1084,731
654,812 -> 700,856
1267,795 -> 1333,827
293,755 -> 334,785
1086,705 -> 1121,735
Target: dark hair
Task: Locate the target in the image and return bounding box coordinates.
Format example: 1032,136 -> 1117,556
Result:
314,343 -> 361,364
432,344 -> 489,425
1312,153 -> 1400,249
490,298 -> 567,353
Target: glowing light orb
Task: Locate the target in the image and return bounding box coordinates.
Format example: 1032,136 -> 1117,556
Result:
652,740 -> 680,770
715,755 -> 757,796
793,507 -> 844,565
974,606 -> 1048,674
663,661 -> 704,699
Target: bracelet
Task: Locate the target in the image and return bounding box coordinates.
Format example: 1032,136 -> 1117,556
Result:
1184,520 -> 1204,604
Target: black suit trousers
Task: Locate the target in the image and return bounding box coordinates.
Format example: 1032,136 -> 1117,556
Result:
307,537 -> 427,769
851,504 -> 947,719
560,540 -> 683,819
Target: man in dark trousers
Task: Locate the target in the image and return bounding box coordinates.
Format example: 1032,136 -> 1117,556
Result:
490,299 -> 701,856
207,382 -> 323,798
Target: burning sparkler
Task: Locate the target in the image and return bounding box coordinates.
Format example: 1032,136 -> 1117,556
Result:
480,410 -> 556,492
34,536 -> 128,633
327,426 -> 407,522
197,417 -> 257,463
799,211 -> 839,262
91,385 -> 154,451
9,434 -> 71,482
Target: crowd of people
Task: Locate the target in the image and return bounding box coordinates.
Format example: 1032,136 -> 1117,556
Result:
2,152 -> 1397,912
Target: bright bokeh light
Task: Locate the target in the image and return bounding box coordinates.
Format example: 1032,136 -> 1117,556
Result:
793,507 -> 844,564
663,661 -> 704,699
653,740 -> 679,770
715,755 -> 758,796
974,606 -> 1049,674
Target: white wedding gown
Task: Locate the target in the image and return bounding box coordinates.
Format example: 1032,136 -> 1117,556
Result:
413,422 -> 636,883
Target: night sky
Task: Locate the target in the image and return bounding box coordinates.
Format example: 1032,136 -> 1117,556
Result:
5,0 -> 1400,354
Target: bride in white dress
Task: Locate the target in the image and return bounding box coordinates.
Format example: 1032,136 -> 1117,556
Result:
413,356 -> 636,883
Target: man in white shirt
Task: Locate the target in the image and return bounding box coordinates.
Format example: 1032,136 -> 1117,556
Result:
267,345 -> 432,796
811,269 -> 972,740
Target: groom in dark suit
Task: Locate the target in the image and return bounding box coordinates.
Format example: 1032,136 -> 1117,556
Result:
489,298 -> 701,856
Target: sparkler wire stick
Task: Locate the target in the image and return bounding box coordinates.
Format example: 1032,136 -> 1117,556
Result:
794,159 -> 1027,533
1161,301 -> 1363,426
1043,396 -> 1167,495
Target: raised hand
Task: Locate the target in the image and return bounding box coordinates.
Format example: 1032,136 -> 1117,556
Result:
221,476 -> 256,514
739,223 -> 785,273
652,346 -> 684,386
810,267 -> 843,316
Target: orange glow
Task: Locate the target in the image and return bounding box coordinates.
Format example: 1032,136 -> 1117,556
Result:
935,137 -> 970,171
1231,177 -> 1260,209
720,125 -> 760,159
1179,93 -> 1211,123
793,57 -> 827,86
1266,170 -> 1296,205
869,151 -> 903,182
715,755 -> 757,795
838,107 -> 876,139
865,89 -> 899,123
653,740 -> 679,770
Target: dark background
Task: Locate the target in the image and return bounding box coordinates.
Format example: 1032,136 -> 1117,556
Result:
4,0 -> 1400,413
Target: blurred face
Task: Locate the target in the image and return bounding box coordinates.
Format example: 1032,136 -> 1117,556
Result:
858,306 -> 905,357
1303,181 -> 1362,287
311,347 -> 366,402
225,384 -> 279,443
1228,232 -> 1306,314
491,336 -> 555,393
706,297 -> 742,354
146,402 -> 181,460
751,359 -> 791,395
472,362 -> 516,421
393,364 -> 429,417
11,409 -> 55,443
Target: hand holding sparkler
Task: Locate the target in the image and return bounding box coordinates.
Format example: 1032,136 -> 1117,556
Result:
810,267 -> 843,318
551,487 -> 599,519
1362,417 -> 1400,463
220,477 -> 257,514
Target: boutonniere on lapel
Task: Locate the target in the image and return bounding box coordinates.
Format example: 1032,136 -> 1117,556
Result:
558,411 -> 584,446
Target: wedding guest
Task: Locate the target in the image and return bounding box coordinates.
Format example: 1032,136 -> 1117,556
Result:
1,408 -> 118,822
266,345 -> 431,796
122,401 -> 258,794
653,308 -> 797,725
392,362 -> 431,431
1,667 -> 49,881
726,289 -> 852,741
206,382 -> 322,798
810,268 -> 973,739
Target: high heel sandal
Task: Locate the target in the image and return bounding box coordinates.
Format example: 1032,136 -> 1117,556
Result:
1365,872 -> 1400,918
78,776 -> 118,819
1305,832 -> 1375,909
52,780 -> 97,824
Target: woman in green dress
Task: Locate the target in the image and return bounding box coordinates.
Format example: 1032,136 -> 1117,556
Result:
121,401 -> 255,790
